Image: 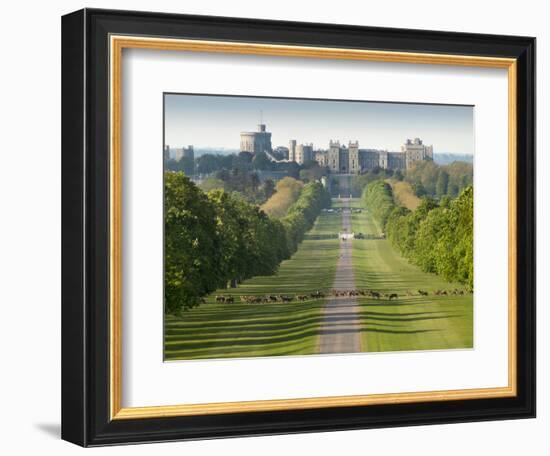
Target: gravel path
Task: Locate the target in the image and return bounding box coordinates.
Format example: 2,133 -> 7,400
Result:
318,198 -> 362,354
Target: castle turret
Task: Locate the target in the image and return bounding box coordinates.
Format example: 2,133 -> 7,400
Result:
401,137 -> 433,169
240,123 -> 272,154
289,139 -> 297,162
295,143 -> 314,164
328,140 -> 341,172
378,150 -> 388,169
349,141 -> 360,174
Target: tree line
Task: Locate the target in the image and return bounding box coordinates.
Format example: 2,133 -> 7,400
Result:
350,168 -> 403,196
363,180 -> 473,289
280,179 -> 332,253
194,152 -> 302,177
405,160 -> 473,199
350,160 -> 472,200
165,172 -> 330,314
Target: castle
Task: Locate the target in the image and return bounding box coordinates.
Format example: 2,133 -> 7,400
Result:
240,124 -> 273,155
314,138 -> 433,173
240,123 -> 433,174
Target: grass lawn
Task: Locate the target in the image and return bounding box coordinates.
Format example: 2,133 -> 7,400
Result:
349,198 -> 473,353
164,209 -> 341,360
165,197 -> 473,361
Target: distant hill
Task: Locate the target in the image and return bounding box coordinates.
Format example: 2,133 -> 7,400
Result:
434,153 -> 474,165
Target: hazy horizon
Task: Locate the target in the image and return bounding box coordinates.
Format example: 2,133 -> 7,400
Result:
165,94 -> 474,155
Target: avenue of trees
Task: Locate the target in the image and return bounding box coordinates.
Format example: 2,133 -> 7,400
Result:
280,180 -> 332,253
363,180 -> 474,289
362,180 -> 396,227
165,172 -> 330,314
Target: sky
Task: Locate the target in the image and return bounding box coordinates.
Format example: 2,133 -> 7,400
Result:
164,93 -> 474,154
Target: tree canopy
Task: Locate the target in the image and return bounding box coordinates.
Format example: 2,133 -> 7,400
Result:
260,177 -> 304,219
363,179 -> 473,289
164,172 -> 224,314
164,172 -> 330,314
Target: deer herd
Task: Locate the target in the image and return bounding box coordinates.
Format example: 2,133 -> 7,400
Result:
214,288 -> 471,304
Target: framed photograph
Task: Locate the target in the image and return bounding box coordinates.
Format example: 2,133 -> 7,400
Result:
61,8 -> 535,447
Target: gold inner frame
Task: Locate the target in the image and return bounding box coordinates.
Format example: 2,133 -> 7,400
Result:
109,35 -> 518,420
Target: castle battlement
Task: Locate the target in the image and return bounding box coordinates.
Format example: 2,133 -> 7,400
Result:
313,138 -> 433,174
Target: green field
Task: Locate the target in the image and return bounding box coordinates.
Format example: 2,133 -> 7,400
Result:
165,197 -> 473,360
349,198 -> 473,352
164,209 -> 341,360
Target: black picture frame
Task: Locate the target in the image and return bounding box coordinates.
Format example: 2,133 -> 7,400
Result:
62,8 -> 536,447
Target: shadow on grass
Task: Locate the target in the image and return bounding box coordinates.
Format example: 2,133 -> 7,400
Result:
165,308 -> 460,355
165,309 -> 454,338
320,327 -> 439,335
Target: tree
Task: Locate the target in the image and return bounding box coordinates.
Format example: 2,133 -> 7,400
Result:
413,207 -> 448,273
261,177 -> 304,219
281,181 -> 331,253
404,160 -> 472,198
445,161 -> 473,196
216,168 -> 231,182
164,172 -> 330,314
252,152 -> 271,170
196,153 -> 233,175
234,151 -> 253,169
207,190 -> 245,287
300,162 -> 327,182
263,179 -> 276,200
439,195 -> 451,208
435,186 -> 473,288
436,170 -> 449,197
386,206 -> 411,247
394,169 -> 404,181
412,181 -> 426,197
406,160 -> 439,196
362,181 -> 395,228
164,156 -> 194,175
448,182 -> 459,198
249,172 -> 260,193
383,184 -> 473,289
350,170 -> 391,196
199,177 -> 225,192
164,172 -> 224,314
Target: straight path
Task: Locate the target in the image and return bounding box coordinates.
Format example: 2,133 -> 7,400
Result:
318,198 -> 362,354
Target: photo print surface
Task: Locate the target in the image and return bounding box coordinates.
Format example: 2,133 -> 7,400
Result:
163,93 -> 474,361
